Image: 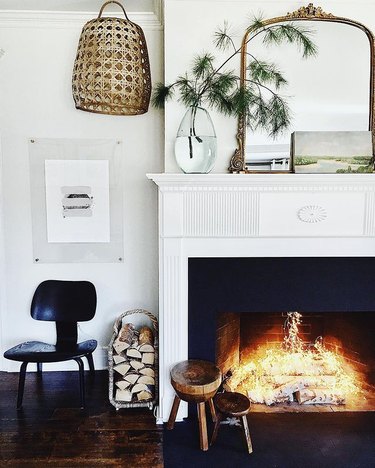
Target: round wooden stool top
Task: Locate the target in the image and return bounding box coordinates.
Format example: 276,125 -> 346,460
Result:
170,359 -> 222,403
214,391 -> 251,417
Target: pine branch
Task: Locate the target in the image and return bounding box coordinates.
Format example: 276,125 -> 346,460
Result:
262,23 -> 317,58
213,21 -> 237,52
248,60 -> 288,90
151,13 -> 316,140
151,83 -> 175,109
175,75 -> 200,107
192,53 -> 215,79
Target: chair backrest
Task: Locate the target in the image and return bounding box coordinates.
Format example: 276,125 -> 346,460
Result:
31,280 -> 97,322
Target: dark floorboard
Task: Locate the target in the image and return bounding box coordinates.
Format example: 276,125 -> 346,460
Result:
2,370 -> 375,467
0,370 -> 163,467
163,412 -> 375,468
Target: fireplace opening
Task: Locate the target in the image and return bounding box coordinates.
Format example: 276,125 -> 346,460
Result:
188,257 -> 375,412
216,311 -> 375,411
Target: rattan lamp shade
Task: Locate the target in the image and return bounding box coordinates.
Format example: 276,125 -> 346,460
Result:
72,1 -> 151,116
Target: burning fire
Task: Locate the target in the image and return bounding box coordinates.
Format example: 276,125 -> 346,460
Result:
227,312 -> 360,406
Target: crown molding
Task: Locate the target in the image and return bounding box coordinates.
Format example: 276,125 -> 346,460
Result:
0,9 -> 163,30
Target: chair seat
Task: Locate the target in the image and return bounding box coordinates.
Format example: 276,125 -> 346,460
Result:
4,339 -> 97,363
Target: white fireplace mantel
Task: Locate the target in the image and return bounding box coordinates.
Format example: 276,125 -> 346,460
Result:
147,173 -> 375,422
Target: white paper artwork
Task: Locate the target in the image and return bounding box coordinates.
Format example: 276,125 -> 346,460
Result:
45,160 -> 110,243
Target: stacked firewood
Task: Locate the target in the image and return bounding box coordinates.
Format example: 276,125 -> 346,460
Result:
112,323 -> 155,402
225,359 -> 346,406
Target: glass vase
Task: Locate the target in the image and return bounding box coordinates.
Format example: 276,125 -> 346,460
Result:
174,106 -> 217,173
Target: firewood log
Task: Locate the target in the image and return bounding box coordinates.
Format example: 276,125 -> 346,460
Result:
137,390 -> 152,401
118,323 -> 136,345
115,389 -> 132,402
130,360 -> 144,371
139,367 -> 155,377
127,348 -> 142,359
138,343 -> 155,353
113,354 -> 127,365
113,339 -> 129,354
114,363 -> 131,376
138,375 -> 155,385
139,326 -> 154,346
141,352 -> 154,365
124,373 -> 139,385
115,380 -> 131,390
131,383 -> 148,393
296,388 -> 345,405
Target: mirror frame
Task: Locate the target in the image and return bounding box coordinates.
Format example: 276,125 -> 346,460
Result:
228,3 -> 375,173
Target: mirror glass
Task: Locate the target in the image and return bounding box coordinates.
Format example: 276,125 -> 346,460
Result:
244,20 -> 371,171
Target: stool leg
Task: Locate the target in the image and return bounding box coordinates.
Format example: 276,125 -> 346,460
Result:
167,395 -> 181,430
208,397 -> 217,422
197,402 -> 208,451
210,412 -> 222,446
241,415 -> 253,454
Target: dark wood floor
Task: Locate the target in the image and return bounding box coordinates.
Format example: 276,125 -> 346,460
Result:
0,370 -> 163,467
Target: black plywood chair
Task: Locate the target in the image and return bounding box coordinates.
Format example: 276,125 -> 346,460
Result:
3,280 -> 97,409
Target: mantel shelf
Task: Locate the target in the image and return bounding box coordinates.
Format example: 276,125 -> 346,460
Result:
147,173 -> 375,188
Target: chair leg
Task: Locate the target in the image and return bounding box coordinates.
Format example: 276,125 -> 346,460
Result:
197,402 -> 208,451
241,415 -> 253,454
167,394 -> 181,430
74,357 -> 85,409
86,353 -> 95,377
210,412 -> 222,446
17,362 -> 28,410
37,363 -> 43,375
208,397 -> 217,422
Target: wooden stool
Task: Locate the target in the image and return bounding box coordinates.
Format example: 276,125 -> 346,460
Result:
167,359 -> 222,451
211,391 -> 253,454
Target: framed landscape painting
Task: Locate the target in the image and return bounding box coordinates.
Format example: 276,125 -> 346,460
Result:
292,131 -> 374,173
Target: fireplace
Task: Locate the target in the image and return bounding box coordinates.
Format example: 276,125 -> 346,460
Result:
217,311 -> 375,410
147,173 -> 375,422
189,257 -> 375,412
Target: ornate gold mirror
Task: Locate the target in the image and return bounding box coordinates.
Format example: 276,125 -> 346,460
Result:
229,3 -> 375,173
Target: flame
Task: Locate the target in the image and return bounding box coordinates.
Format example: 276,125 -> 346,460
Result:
228,312 -> 361,405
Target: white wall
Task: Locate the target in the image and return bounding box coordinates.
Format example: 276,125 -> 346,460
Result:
0,10 -> 164,371
164,0 -> 375,172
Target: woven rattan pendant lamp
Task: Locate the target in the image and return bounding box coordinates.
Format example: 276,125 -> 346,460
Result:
72,1 -> 151,115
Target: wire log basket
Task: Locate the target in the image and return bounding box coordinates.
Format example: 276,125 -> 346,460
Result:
72,1 -> 151,115
108,309 -> 158,410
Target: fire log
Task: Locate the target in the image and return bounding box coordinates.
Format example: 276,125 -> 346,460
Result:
130,360 -> 144,371
138,375 -> 155,385
132,383 -> 149,393
113,354 -> 127,365
114,363 -> 131,376
137,390 -> 153,401
113,339 -> 129,354
118,323 -> 136,345
124,373 -> 139,385
142,352 -> 155,365
115,389 -> 132,402
127,348 -> 142,359
139,367 -> 155,377
139,326 -> 154,346
296,388 -> 345,405
115,380 -> 131,390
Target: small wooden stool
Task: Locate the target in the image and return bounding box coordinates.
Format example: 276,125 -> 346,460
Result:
167,360 -> 222,451
211,391 -> 253,454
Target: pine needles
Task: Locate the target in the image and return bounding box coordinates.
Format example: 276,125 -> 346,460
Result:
152,15 -> 317,138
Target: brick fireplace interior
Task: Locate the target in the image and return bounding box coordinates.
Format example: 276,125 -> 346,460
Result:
188,257 -> 375,411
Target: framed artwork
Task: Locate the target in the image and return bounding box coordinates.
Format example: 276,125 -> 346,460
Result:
292,131 -> 373,174
29,138 -> 123,263
45,159 -> 110,243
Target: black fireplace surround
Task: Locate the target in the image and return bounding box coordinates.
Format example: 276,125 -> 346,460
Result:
188,257 -> 375,365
